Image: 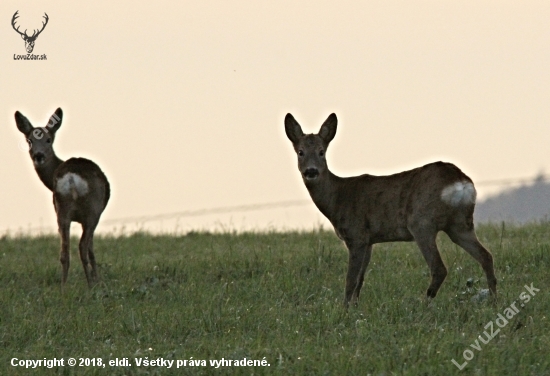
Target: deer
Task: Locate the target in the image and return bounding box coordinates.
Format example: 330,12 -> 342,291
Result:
285,113 -> 497,307
11,11 -> 49,54
15,108 -> 110,287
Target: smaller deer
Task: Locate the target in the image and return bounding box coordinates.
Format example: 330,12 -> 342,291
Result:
285,113 -> 497,307
11,11 -> 49,54
15,108 -> 110,287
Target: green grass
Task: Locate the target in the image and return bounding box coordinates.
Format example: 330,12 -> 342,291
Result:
0,223 -> 549,375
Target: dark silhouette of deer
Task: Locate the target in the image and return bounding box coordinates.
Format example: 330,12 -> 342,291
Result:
285,113 -> 497,307
12,11 -> 49,53
15,108 -> 110,287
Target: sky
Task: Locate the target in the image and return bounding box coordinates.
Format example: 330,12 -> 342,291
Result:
2,1 -> 550,235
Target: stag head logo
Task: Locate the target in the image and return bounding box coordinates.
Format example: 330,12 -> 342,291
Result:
12,11 -> 49,54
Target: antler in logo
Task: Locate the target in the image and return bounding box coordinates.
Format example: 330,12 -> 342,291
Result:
12,11 -> 49,53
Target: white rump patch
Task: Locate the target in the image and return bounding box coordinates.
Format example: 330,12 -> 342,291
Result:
441,181 -> 476,206
56,173 -> 89,199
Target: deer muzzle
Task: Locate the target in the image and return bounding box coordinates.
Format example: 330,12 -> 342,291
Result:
303,168 -> 320,180
32,152 -> 46,165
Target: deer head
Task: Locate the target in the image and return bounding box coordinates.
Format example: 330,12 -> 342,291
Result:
12,11 -> 49,54
285,113 -> 337,184
15,108 -> 63,167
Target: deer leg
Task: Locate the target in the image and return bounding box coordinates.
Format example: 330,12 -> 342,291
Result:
79,224 -> 98,287
88,222 -> 100,283
446,227 -> 497,296
411,230 -> 447,298
88,235 -> 98,283
88,221 -> 100,283
355,245 -> 373,300
78,231 -> 91,287
344,241 -> 370,307
79,222 -> 98,287
57,219 -> 71,285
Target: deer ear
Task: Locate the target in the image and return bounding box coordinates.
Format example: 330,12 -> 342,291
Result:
285,113 -> 304,145
14,111 -> 34,136
47,108 -> 63,133
318,113 -> 337,144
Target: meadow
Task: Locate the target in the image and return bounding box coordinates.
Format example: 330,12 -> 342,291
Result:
0,223 -> 548,375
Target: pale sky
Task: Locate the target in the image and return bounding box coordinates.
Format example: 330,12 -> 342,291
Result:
2,1 -> 550,234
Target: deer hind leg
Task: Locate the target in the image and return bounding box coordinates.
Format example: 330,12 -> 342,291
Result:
410,229 -> 447,298
88,234 -> 99,283
57,218 -> 71,285
446,226 -> 497,296
79,221 -> 99,287
344,241 -> 371,307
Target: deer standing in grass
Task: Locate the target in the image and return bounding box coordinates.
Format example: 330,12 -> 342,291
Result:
285,113 -> 497,307
15,108 -> 110,287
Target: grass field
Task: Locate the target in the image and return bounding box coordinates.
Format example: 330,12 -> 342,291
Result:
0,223 -> 549,375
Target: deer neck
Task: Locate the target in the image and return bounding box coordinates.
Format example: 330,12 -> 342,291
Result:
304,170 -> 341,219
35,154 -> 64,192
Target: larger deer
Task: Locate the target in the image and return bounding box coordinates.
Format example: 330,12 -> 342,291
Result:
15,108 -> 110,287
285,113 -> 497,307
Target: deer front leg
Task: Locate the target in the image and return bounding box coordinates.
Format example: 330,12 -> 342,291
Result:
355,244 -> 373,299
57,219 -> 71,285
344,241 -> 370,307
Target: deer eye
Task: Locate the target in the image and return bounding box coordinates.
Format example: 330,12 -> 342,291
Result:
298,150 -> 304,157
319,150 -> 325,157
46,138 -> 51,144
